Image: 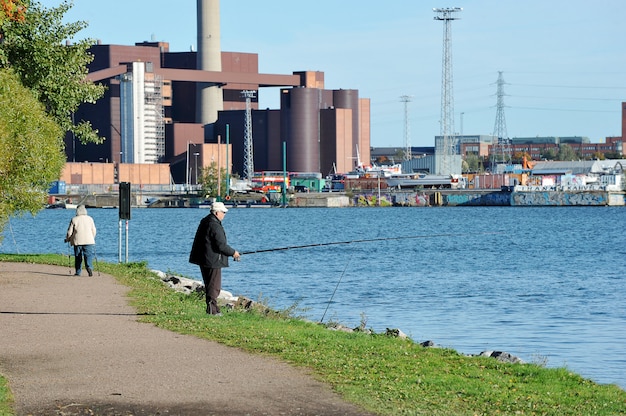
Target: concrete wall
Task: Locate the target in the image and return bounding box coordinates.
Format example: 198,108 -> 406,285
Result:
118,163 -> 171,185
511,191 -> 614,206
61,163 -> 115,184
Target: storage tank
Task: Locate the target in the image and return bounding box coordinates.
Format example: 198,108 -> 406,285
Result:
333,89 -> 359,157
282,88 -> 321,172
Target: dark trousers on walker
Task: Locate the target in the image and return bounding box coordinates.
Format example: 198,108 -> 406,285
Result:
200,266 -> 222,314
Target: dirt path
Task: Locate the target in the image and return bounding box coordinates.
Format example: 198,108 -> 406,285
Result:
0,262 -> 373,416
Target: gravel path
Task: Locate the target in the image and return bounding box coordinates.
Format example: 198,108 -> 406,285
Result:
0,262 -> 373,416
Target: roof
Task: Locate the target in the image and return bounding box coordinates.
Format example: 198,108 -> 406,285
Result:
531,159 -> 626,175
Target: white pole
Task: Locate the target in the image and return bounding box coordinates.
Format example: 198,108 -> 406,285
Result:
118,219 -> 122,263
125,220 -> 129,263
186,142 -> 190,189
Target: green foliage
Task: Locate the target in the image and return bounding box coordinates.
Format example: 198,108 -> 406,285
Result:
199,161 -> 227,198
541,147 -> 558,160
0,69 -> 65,239
463,153 -> 484,173
558,144 -> 579,161
0,0 -> 105,144
1,254 -> 625,415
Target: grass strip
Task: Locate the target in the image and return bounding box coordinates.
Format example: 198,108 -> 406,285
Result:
1,253 -> 625,415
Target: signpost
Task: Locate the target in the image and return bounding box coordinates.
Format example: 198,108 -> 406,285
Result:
118,182 -> 131,263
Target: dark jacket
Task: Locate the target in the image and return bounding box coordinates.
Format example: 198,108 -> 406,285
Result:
189,213 -> 236,268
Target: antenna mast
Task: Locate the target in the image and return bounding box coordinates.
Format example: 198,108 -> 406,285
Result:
242,90 -> 256,181
400,95 -> 412,161
434,7 -> 462,175
491,71 -> 511,168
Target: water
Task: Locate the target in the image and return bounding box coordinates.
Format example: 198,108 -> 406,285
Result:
2,206 -> 625,389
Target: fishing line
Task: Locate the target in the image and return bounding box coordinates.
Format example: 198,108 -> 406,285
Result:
320,252 -> 353,324
6,218 -> 20,254
240,231 -> 504,255
94,246 -> 101,276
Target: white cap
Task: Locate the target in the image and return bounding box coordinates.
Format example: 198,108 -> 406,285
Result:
211,202 -> 228,213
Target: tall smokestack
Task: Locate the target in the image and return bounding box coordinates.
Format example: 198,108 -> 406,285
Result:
196,0 -> 223,136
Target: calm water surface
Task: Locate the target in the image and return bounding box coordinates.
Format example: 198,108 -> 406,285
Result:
2,206 -> 625,389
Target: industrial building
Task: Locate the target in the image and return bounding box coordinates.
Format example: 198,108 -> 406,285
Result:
67,0 -> 370,188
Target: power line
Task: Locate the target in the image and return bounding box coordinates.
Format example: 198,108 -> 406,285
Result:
510,83 -> 626,90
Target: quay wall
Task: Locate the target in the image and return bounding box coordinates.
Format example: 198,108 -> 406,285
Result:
511,190 -> 625,206
354,190 -> 512,207
49,189 -> 626,209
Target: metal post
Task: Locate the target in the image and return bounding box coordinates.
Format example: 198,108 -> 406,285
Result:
226,124 -> 230,195
186,141 -> 190,189
282,141 -> 287,207
193,152 -> 200,185
217,134 -> 221,199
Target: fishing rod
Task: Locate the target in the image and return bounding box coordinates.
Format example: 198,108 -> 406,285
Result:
240,231 -> 504,255
320,252 -> 353,324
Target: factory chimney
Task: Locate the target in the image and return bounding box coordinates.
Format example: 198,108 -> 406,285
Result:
196,0 -> 223,137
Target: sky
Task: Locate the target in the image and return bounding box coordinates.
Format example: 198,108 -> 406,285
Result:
38,0 -> 626,148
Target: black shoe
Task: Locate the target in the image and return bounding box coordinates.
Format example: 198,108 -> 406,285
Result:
87,268 -> 93,277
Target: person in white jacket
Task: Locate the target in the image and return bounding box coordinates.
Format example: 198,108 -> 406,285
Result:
65,205 -> 97,276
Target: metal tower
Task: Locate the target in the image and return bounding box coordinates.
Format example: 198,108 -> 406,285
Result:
242,90 -> 256,181
434,7 -> 462,175
491,71 -> 511,168
400,95 -> 412,161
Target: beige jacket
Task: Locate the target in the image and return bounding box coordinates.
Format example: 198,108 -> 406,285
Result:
65,207 -> 96,246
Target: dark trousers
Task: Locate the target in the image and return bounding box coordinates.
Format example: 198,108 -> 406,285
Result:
200,266 -> 222,314
74,245 -> 95,275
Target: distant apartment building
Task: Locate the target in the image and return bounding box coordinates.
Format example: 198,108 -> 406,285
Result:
500,136 -> 623,160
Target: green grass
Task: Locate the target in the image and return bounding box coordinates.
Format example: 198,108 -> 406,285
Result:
1,253 -> 625,415
0,375 -> 13,416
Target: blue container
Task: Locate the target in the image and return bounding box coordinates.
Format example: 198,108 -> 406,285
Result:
49,181 -> 66,195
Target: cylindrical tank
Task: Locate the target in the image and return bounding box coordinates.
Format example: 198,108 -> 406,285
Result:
333,89 -> 359,159
283,88 -> 321,173
196,0 -> 223,126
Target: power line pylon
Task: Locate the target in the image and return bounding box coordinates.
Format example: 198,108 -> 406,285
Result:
491,71 -> 511,168
242,90 -> 256,181
434,7 -> 462,175
400,95 -> 412,161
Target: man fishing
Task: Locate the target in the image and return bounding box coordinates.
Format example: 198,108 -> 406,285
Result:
189,202 -> 241,315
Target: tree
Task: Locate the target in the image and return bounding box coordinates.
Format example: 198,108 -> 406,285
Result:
463,153 -> 484,173
0,68 -> 66,237
199,162 -> 228,199
541,147 -> 557,160
0,0 -> 26,24
591,151 -> 605,160
512,151 -> 530,164
604,151 -> 622,159
0,0 -> 105,144
557,144 -> 578,161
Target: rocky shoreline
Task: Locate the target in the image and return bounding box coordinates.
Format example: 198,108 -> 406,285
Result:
155,270 -> 525,365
